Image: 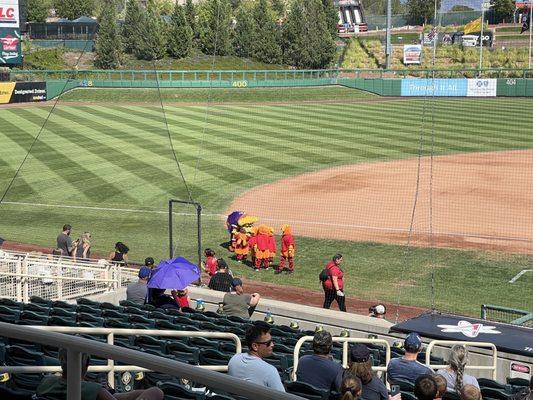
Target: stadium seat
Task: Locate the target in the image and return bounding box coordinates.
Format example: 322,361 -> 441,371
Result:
166,342 -> 200,364
134,336 -> 167,353
481,388 -> 512,400
129,314 -> 155,328
48,315 -> 77,327
478,378 -> 512,392
155,319 -> 182,331
29,296 -> 53,307
218,341 -> 237,353
209,394 -> 237,400
52,301 -> 77,311
50,307 -> 77,319
125,306 -> 147,316
198,321 -> 220,331
285,380 -> 330,400
77,304 -> 102,315
188,337 -> 219,350
400,392 -> 418,400
507,378 -> 529,387
77,298 -> 101,307
203,311 -> 222,319
17,311 -> 49,326
156,381 -> 205,399
0,385 -> 35,400
0,298 -> 23,310
104,318 -> 131,329
198,349 -> 233,366
150,311 -> 173,321
187,313 -> 211,322
5,345 -> 58,391
77,313 -> 105,326
0,305 -> 21,323
23,303 -> 49,315
102,309 -> 127,320
100,302 -> 123,311
120,300 -> 141,307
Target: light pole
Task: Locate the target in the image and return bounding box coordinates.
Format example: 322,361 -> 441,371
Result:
529,1 -> 532,69
478,1 -> 487,72
385,0 -> 392,69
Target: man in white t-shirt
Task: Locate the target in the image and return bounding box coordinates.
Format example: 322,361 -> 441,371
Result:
228,321 -> 285,392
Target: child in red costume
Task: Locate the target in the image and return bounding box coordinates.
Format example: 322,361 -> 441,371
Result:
254,225 -> 271,271
276,225 -> 296,274
234,228 -> 249,262
202,248 -> 218,277
267,226 -> 276,269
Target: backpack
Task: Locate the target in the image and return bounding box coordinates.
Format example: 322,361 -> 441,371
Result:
319,268 -> 330,282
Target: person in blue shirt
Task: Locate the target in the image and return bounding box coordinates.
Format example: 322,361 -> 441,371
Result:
387,332 -> 433,383
297,330 -> 343,391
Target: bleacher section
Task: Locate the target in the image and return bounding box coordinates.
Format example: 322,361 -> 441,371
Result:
0,297 -> 530,400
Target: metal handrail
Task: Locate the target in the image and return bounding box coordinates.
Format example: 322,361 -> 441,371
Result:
425,340 -> 498,380
0,326 -> 242,387
292,336 -> 391,380
0,322 -> 304,400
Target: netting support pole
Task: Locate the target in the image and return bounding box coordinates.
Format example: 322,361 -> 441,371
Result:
169,200 -> 174,259
168,199 -> 203,267
196,204 -> 203,270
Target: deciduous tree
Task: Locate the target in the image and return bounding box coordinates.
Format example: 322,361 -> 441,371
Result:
27,0 -> 50,22
53,0 -> 95,20
406,0 -> 441,25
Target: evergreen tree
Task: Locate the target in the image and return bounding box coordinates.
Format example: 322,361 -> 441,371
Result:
271,0 -> 286,19
94,1 -> 122,69
122,0 -> 143,54
53,0 -> 95,20
197,0 -> 232,56
252,0 -> 282,64
406,0 -> 441,25
27,0 -> 50,22
167,2 -> 193,58
283,0 -> 335,69
491,0 -> 514,23
134,0 -> 167,60
184,0 -> 197,39
322,0 -> 339,37
233,5 -> 254,58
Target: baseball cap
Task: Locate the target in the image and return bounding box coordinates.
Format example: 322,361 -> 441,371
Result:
144,257 -> 154,267
375,304 -> 386,315
138,266 -> 151,279
404,332 -> 423,352
350,343 -> 370,363
231,278 -> 243,288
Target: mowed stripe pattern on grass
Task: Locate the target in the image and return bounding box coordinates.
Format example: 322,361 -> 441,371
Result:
0,98 -> 531,212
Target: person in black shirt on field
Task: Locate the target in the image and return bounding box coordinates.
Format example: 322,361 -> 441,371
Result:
208,258 -> 233,292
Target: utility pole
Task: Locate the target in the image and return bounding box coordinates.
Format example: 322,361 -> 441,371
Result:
432,0 -> 439,65
529,1 -> 532,69
385,0 -> 392,69
478,1 -> 486,72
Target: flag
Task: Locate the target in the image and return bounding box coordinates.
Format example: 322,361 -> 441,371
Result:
521,12 -> 530,34
463,17 -> 482,35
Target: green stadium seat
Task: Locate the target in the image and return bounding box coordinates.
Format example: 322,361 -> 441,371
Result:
218,341 -> 237,353
400,392 -> 418,400
391,378 -> 415,392
478,378 -> 512,392
102,309 -> 127,320
76,298 -> 101,307
77,312 -> 105,326
134,335 -> 167,353
0,385 -> 35,400
203,311 -> 223,319
5,345 -> 58,391
77,304 -> 102,315
17,311 -> 49,326
50,307 -> 77,319
189,337 -> 219,350
198,321 -> 219,331
506,378 -> 529,387
443,391 -> 460,400
104,318 -> 131,329
166,341 -> 200,364
481,388 -> 512,400
100,302 -> 123,311
155,319 -> 182,331
156,381 -> 204,399
128,314 -> 155,328
48,315 -> 77,327
52,300 -> 77,311
23,303 -> 49,314
120,300 -> 141,307
0,305 -> 21,323
150,311 -> 174,321
125,306 -> 147,316
199,349 -> 233,366
0,298 -> 23,310
29,296 -> 52,307
285,380 -> 330,400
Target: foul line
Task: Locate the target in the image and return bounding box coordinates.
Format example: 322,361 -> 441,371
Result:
3,201 -> 532,243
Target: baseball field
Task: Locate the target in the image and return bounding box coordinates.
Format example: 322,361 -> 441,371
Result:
0,86 -> 531,317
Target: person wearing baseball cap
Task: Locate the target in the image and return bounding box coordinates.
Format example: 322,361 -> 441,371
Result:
387,332 -> 433,383
126,266 -> 151,305
335,344 -> 392,400
221,278 -> 261,320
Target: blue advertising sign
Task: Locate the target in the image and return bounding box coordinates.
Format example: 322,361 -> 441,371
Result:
401,79 -> 468,97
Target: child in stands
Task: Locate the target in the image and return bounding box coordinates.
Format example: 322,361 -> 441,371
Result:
202,248 -> 218,277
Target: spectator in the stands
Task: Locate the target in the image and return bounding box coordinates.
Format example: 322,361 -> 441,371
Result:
387,332 -> 433,383
108,242 -> 129,266
72,232 -> 92,262
297,330 -> 343,391
228,321 -> 285,392
460,385 -> 481,400
144,257 -> 155,269
437,345 -> 479,392
340,374 -> 363,400
171,288 -> 190,309
36,348 -> 164,400
335,344 -> 398,400
149,288 -> 178,309
368,304 -> 386,319
126,266 -> 151,304
56,224 -> 73,256
202,248 -> 218,277
222,278 -> 260,319
208,258 -> 233,292
414,375 -> 438,400
433,374 -> 447,400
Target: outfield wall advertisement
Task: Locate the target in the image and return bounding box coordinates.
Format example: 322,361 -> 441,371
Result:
0,82 -> 46,104
401,78 -> 497,97
0,0 -> 19,28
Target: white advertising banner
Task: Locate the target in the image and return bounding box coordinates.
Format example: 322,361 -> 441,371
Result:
0,0 -> 19,28
467,78 -> 497,97
403,45 -> 422,65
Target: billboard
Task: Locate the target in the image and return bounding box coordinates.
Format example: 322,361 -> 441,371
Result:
0,0 -> 19,28
403,45 -> 422,65
0,82 -> 46,104
467,78 -> 497,97
401,79 -> 468,97
0,27 -> 21,64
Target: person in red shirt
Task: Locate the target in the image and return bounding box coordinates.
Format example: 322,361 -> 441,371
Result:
267,226 -> 276,269
322,254 -> 346,312
171,288 -> 190,309
276,224 -> 296,274
202,248 -> 218,277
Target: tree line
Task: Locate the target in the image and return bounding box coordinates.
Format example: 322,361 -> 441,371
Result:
93,0 -> 337,70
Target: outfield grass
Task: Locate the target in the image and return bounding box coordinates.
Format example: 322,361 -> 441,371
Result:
0,87 -> 531,315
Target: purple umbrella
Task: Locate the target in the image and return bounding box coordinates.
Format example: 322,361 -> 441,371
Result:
226,211 -> 244,233
147,257 -> 200,290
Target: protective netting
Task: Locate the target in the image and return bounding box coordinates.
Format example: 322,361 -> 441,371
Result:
0,0 -> 531,322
